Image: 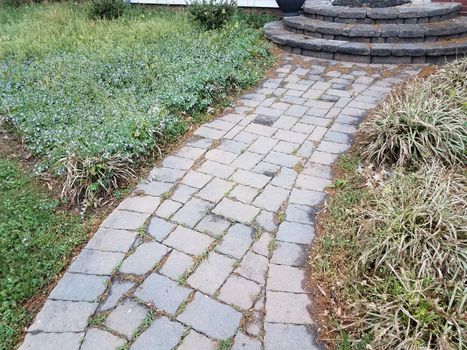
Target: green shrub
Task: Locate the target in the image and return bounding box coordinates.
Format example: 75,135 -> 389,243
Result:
1,4 -> 272,206
188,0 -> 237,30
235,9 -> 277,29
89,0 -> 126,19
362,59 -> 467,168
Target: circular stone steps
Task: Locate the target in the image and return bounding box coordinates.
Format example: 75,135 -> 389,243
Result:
302,0 -> 462,24
264,21 -> 467,64
283,16 -> 467,43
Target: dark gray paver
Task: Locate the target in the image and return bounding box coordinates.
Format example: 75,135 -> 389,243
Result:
135,273 -> 191,314
28,300 -> 97,332
81,328 -> 125,350
177,292 -> 242,339
130,316 -> 185,350
105,300 -> 147,339
119,242 -> 168,275
49,273 -> 108,302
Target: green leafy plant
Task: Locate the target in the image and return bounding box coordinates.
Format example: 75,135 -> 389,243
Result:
188,0 -> 237,30
89,0 -> 126,20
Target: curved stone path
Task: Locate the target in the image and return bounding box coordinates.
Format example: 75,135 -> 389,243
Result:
20,55 -> 422,350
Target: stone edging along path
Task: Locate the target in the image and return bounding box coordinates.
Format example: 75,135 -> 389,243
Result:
20,55 -> 423,350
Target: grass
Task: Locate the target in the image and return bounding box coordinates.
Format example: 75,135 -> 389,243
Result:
0,157 -> 86,350
309,59 -> 467,350
0,3 -> 273,205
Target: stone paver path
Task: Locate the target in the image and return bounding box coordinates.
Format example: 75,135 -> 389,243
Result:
20,55 -> 422,350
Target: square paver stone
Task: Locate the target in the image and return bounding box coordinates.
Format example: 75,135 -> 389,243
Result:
253,185 -> 290,212
235,252 -> 269,284
197,178 -> 235,203
218,275 -> 261,310
146,217 -> 175,242
264,323 -> 320,350
159,250 -> 193,280
171,198 -> 214,228
105,300 -> 148,339
68,249 -> 125,275
131,316 -> 185,350
232,332 -> 261,350
187,252 -> 235,295
163,226 -> 214,256
81,328 -> 125,350
136,181 -> 173,196
99,280 -> 135,312
271,241 -> 307,267
86,228 -> 137,252
216,223 -> 253,259
49,273 -> 108,302
20,332 -> 83,350
177,292 -> 242,339
119,242 -> 168,275
28,300 -> 97,333
265,291 -> 313,324
117,196 -> 161,214
135,273 -> 191,314
195,214 -> 230,236
178,330 -> 216,350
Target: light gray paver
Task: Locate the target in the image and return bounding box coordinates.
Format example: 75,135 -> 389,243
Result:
182,170 -> 212,189
117,195 -> 160,214
170,184 -> 198,203
235,251 -> 269,284
86,228 -> 137,252
81,328 -> 125,350
135,273 -> 191,314
159,249 -> 193,280
68,249 -> 125,275
264,323 -> 320,350
171,197 -> 213,228
232,332 -> 262,350
177,292 -> 242,339
20,333 -> 83,350
149,167 -> 186,183
216,223 -> 253,259
285,204 -> 315,225
146,217 -> 175,241
218,275 -> 261,310
187,252 -> 235,295
198,178 -> 235,203
276,221 -> 315,245
254,210 -> 278,232
119,241 -> 168,275
231,169 -> 271,189
271,241 -> 307,267
213,198 -> 260,224
265,291 -> 313,324
253,184 -> 289,212
229,184 -> 259,204
198,160 -> 236,179
49,273 -> 108,302
267,264 -> 307,293
196,214 -> 230,236
155,199 -> 182,219
131,316 -> 185,350
178,330 -> 217,350
136,181 -> 172,197
28,300 -> 97,333
99,280 -> 135,312
163,226 -> 214,256
289,188 -> 325,206
101,210 -> 150,231
251,231 -> 273,257
106,300 -> 147,339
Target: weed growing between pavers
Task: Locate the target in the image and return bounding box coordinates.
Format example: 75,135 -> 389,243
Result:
0,158 -> 86,349
0,3 -> 273,206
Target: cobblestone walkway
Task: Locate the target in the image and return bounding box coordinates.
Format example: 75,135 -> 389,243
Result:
20,55 -> 422,350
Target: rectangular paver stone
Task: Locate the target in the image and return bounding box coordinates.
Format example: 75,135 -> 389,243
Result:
235,251 -> 269,284
20,333 -> 83,350
178,330 -> 216,350
219,275 -> 261,310
81,328 -> 125,350
163,226 -> 214,256
49,273 -> 108,302
159,250 -> 193,280
216,223 -> 253,259
213,198 -> 260,224
253,185 -> 289,212
172,198 -> 214,228
101,210 -> 150,231
267,264 -> 307,293
231,169 -> 271,189
276,222 -> 315,245
265,291 -> 313,324
131,316 -> 185,350
86,228 -> 136,252
68,249 -> 125,275
119,242 -> 168,275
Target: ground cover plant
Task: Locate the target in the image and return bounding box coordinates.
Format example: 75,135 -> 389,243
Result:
309,59 -> 467,349
0,157 -> 86,350
0,3 -> 272,206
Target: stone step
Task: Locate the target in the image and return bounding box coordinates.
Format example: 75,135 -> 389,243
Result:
302,0 -> 462,24
264,21 -> 467,64
283,15 -> 467,43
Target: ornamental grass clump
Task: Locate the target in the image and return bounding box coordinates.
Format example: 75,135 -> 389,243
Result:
362,59 -> 466,168
312,164 -> 467,349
